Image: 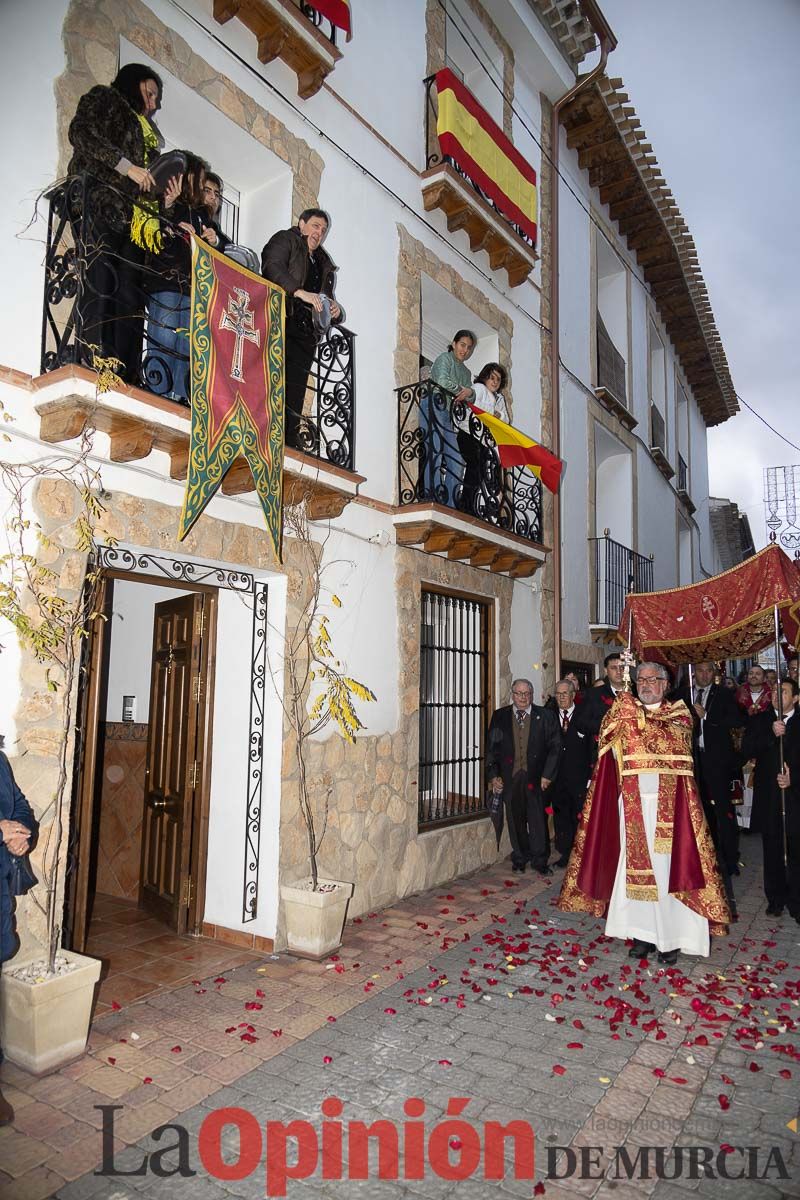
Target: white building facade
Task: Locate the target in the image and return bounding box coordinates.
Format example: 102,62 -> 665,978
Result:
0,0 -> 737,957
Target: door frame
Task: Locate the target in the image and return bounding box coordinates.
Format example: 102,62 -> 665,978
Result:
68,564 -> 218,947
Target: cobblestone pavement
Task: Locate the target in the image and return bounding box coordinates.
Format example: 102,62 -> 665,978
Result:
1,848 -> 798,1199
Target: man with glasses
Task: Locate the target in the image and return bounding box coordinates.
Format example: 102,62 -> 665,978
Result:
558,658 -> 730,965
486,679 -> 560,875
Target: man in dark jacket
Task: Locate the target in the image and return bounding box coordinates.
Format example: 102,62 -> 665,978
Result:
486,679 -> 560,875
678,661 -> 744,879
580,652 -> 630,767
550,679 -> 593,868
742,679 -> 800,919
261,210 -> 341,450
1,751 -> 38,1125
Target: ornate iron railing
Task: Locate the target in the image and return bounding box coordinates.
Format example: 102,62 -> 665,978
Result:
423,75 -> 535,250
40,175 -> 355,470
297,1 -> 339,45
397,379 -> 543,544
590,534 -> 654,628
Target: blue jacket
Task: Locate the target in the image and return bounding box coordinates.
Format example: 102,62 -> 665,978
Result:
0,753 -> 38,963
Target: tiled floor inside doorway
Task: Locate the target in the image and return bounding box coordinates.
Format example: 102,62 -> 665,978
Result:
86,893 -> 262,1018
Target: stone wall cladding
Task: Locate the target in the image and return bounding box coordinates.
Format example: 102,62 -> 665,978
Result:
276,541 -> 515,945
56,0 -> 323,220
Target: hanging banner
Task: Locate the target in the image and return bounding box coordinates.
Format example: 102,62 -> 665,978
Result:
617,545 -> 800,666
435,67 -> 537,244
178,237 -> 285,561
312,0 -> 351,39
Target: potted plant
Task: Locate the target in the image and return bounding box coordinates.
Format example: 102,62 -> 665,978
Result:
276,502 -> 376,959
0,366 -> 117,1072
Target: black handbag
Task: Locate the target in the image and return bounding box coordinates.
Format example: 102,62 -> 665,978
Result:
8,853 -> 37,896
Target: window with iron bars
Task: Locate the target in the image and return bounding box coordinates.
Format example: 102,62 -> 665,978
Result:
418,588 -> 492,830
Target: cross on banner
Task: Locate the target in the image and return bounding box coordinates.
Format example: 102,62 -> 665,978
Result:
219,287 -> 261,383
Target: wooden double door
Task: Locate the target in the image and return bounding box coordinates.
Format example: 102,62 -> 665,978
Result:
68,584 -> 215,950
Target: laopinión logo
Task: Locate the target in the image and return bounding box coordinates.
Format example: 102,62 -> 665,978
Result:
95,1102 -> 792,1193
95,1099 -> 536,1195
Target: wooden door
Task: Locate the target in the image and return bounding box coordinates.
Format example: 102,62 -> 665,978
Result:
65,575 -> 111,953
139,593 -> 206,931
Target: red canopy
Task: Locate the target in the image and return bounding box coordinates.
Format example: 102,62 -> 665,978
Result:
617,545 -> 800,667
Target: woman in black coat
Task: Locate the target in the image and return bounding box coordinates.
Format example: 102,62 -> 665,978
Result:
0,752 -> 38,1125
67,63 -> 165,382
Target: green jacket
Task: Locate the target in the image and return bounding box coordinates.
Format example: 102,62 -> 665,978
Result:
430,350 -> 473,399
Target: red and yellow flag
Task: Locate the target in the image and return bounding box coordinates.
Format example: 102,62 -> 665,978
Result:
312,0 -> 351,39
469,406 -> 562,493
435,68 -> 537,244
179,237 -> 285,560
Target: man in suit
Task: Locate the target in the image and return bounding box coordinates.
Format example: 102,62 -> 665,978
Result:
742,679 -> 800,919
581,652 -> 629,767
550,679 -> 593,868
486,679 -> 560,876
681,661 -> 744,881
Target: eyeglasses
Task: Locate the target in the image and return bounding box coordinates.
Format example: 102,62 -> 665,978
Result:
637,674 -> 666,684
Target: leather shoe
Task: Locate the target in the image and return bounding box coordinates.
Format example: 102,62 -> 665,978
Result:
766,904 -> 784,917
555,855 -> 570,868
536,865 -> 553,877
511,861 -> 526,873
0,1088 -> 14,1127
628,940 -> 655,959
657,949 -> 679,966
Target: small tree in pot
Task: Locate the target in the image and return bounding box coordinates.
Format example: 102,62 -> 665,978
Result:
276,501 -> 376,955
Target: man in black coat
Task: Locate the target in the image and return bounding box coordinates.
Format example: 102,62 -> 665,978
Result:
580,652 -> 629,767
550,679 -> 593,868
261,209 -> 341,450
679,661 -> 744,880
742,679 -> 800,919
486,679 -> 560,875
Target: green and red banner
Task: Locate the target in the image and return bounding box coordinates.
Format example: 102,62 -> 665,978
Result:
617,545 -> 800,667
178,238 -> 285,561
435,67 -> 537,245
469,405 -> 563,493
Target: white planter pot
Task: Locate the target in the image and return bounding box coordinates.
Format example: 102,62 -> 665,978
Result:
280,878 -> 354,960
0,949 -> 102,1075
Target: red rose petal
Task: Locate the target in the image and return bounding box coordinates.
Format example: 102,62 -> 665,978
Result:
748,1062 -> 761,1072
552,1064 -> 566,1075
438,1059 -> 452,1067
718,1094 -> 731,1111
720,1143 -> 734,1154
566,1043 -> 583,1050
779,1069 -> 792,1079
111,1001 -> 122,1012
244,1001 -> 263,1011
213,976 -> 227,984
323,1055 -> 333,1065
670,1077 -> 687,1085
272,1029 -> 283,1037
171,1046 -> 182,1054
384,1007 -> 396,1015
653,1068 -> 666,1078
225,1026 -> 236,1034
534,1185 -> 546,1197
720,1074 -> 734,1085
107,1057 -> 116,1065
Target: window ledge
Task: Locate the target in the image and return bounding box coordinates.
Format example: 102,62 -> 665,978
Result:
393,504 -> 548,577
649,445 -> 675,481
677,487 -> 696,515
214,0 -> 341,99
594,386 -> 637,431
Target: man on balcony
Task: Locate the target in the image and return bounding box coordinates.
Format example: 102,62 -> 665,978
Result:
486,679 -> 560,876
262,209 -> 341,451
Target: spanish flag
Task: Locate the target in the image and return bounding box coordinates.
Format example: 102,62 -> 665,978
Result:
312,0 -> 351,39
470,406 -> 563,494
436,68 -> 537,244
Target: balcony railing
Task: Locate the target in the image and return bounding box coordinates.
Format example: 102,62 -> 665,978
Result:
397,380 -> 543,544
40,175 -> 355,471
590,534 -> 654,628
423,75 -> 535,251
297,0 -> 339,45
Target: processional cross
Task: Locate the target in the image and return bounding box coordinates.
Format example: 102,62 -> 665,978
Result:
219,287 -> 261,383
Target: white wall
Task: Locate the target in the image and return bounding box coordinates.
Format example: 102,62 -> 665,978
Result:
104,581 -> 192,722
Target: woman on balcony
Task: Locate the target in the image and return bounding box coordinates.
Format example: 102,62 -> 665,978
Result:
425,330 -> 475,508
67,64 -> 165,383
457,361 -> 509,515
143,154 -> 216,404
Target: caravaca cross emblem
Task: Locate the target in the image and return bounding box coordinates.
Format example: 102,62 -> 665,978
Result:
700,594 -> 720,623
218,287 -> 260,383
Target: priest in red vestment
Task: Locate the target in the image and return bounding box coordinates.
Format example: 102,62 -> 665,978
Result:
557,659 -> 730,965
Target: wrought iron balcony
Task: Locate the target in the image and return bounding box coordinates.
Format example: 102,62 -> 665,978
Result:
40,175 -> 355,472
422,76 -> 537,287
395,380 -> 547,578
590,534 -> 654,630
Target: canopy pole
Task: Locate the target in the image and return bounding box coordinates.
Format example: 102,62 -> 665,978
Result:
774,603 -> 787,867
623,608 -> 634,692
